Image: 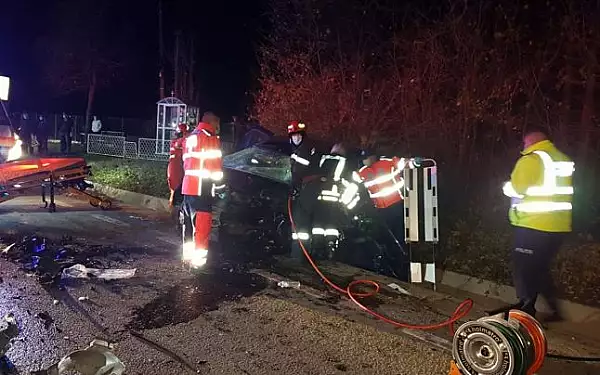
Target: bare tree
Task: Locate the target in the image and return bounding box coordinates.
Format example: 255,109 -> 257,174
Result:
36,0 -> 130,141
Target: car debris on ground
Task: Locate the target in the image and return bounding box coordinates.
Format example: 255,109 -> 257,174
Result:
31,339 -> 125,375
0,235 -> 137,287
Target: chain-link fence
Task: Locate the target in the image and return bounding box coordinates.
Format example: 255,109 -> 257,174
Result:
86,134 -> 126,157
86,133 -> 235,161
138,138 -> 170,161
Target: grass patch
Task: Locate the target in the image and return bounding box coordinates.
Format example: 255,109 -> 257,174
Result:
85,155 -> 169,199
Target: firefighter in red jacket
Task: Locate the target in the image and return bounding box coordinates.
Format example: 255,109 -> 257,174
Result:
181,112 -> 225,269
357,149 -> 412,279
357,150 -> 406,209
167,123 -> 189,209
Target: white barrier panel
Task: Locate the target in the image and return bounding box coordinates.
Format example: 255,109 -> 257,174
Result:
404,167 -> 420,242
402,158 -> 439,289
423,166 -> 439,243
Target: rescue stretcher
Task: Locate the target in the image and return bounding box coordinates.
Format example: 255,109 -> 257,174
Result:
0,157 -> 112,212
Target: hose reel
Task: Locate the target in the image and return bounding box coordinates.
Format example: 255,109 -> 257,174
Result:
452,310 -> 547,375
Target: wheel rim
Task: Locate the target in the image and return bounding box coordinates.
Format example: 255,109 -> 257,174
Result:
453,321 -> 515,375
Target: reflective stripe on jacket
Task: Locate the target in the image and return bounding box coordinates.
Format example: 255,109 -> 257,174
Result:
358,156 -> 405,209
182,124 -> 225,197
502,140 -> 574,232
291,141 -> 318,186
317,154 -> 362,210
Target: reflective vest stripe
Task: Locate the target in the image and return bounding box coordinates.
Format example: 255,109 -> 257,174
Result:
184,169 -> 224,181
317,155 -> 361,209
182,131 -> 224,197
359,157 -> 406,207
525,151 -> 574,196
183,149 -> 222,160
291,153 -> 310,166
369,179 -> 405,198
507,150 -> 574,213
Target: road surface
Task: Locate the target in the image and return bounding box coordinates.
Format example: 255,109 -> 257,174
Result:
0,194 -> 599,375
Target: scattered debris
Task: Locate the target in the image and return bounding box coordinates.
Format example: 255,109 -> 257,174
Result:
277,280 -> 301,289
0,313 -> 18,357
53,299 -> 60,305
78,296 -> 90,302
1,235 -> 139,287
387,283 -> 412,296
32,339 -> 125,375
36,311 -> 54,330
62,264 -> 136,281
1,243 -> 15,254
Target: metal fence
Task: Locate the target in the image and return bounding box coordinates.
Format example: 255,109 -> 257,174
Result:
86,133 -> 234,162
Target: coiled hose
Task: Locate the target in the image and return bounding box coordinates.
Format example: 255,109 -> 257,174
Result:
287,196 -> 600,364
287,196 -> 473,334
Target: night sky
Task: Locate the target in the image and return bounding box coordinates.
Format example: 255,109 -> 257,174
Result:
0,0 -> 266,120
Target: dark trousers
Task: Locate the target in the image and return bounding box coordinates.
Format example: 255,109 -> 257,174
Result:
37,136 -> 48,155
290,195 -> 310,260
59,133 -> 71,153
511,226 -> 564,316
290,180 -> 343,261
172,185 -> 184,207
377,203 -> 409,280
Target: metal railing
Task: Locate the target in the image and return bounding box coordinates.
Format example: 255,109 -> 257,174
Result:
85,133 -> 234,162
86,134 -> 125,157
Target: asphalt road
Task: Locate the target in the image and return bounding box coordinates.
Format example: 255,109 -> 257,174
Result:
0,194 -> 599,375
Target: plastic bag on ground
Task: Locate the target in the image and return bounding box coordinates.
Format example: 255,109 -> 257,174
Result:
37,339 -> 125,375
61,264 -> 136,281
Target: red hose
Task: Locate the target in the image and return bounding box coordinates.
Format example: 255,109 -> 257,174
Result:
287,197 -> 473,334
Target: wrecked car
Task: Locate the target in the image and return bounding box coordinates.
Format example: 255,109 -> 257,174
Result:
220,136 -> 408,279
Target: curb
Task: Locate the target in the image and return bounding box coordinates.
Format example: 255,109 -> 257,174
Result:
86,182 -> 600,324
89,182 -> 171,213
437,269 -> 600,324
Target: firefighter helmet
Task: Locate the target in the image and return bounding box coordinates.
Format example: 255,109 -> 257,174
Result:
287,121 -> 307,135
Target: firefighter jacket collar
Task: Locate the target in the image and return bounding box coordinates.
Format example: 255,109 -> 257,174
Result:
195,122 -> 217,136
521,140 -> 553,156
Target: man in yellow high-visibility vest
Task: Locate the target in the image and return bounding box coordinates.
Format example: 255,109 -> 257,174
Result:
503,127 -> 574,322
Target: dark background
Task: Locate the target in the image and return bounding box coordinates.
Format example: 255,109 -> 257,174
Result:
0,0 -> 267,119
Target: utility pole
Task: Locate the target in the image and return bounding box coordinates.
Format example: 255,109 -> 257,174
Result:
189,36 -> 195,105
158,0 -> 165,99
174,30 -> 181,98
